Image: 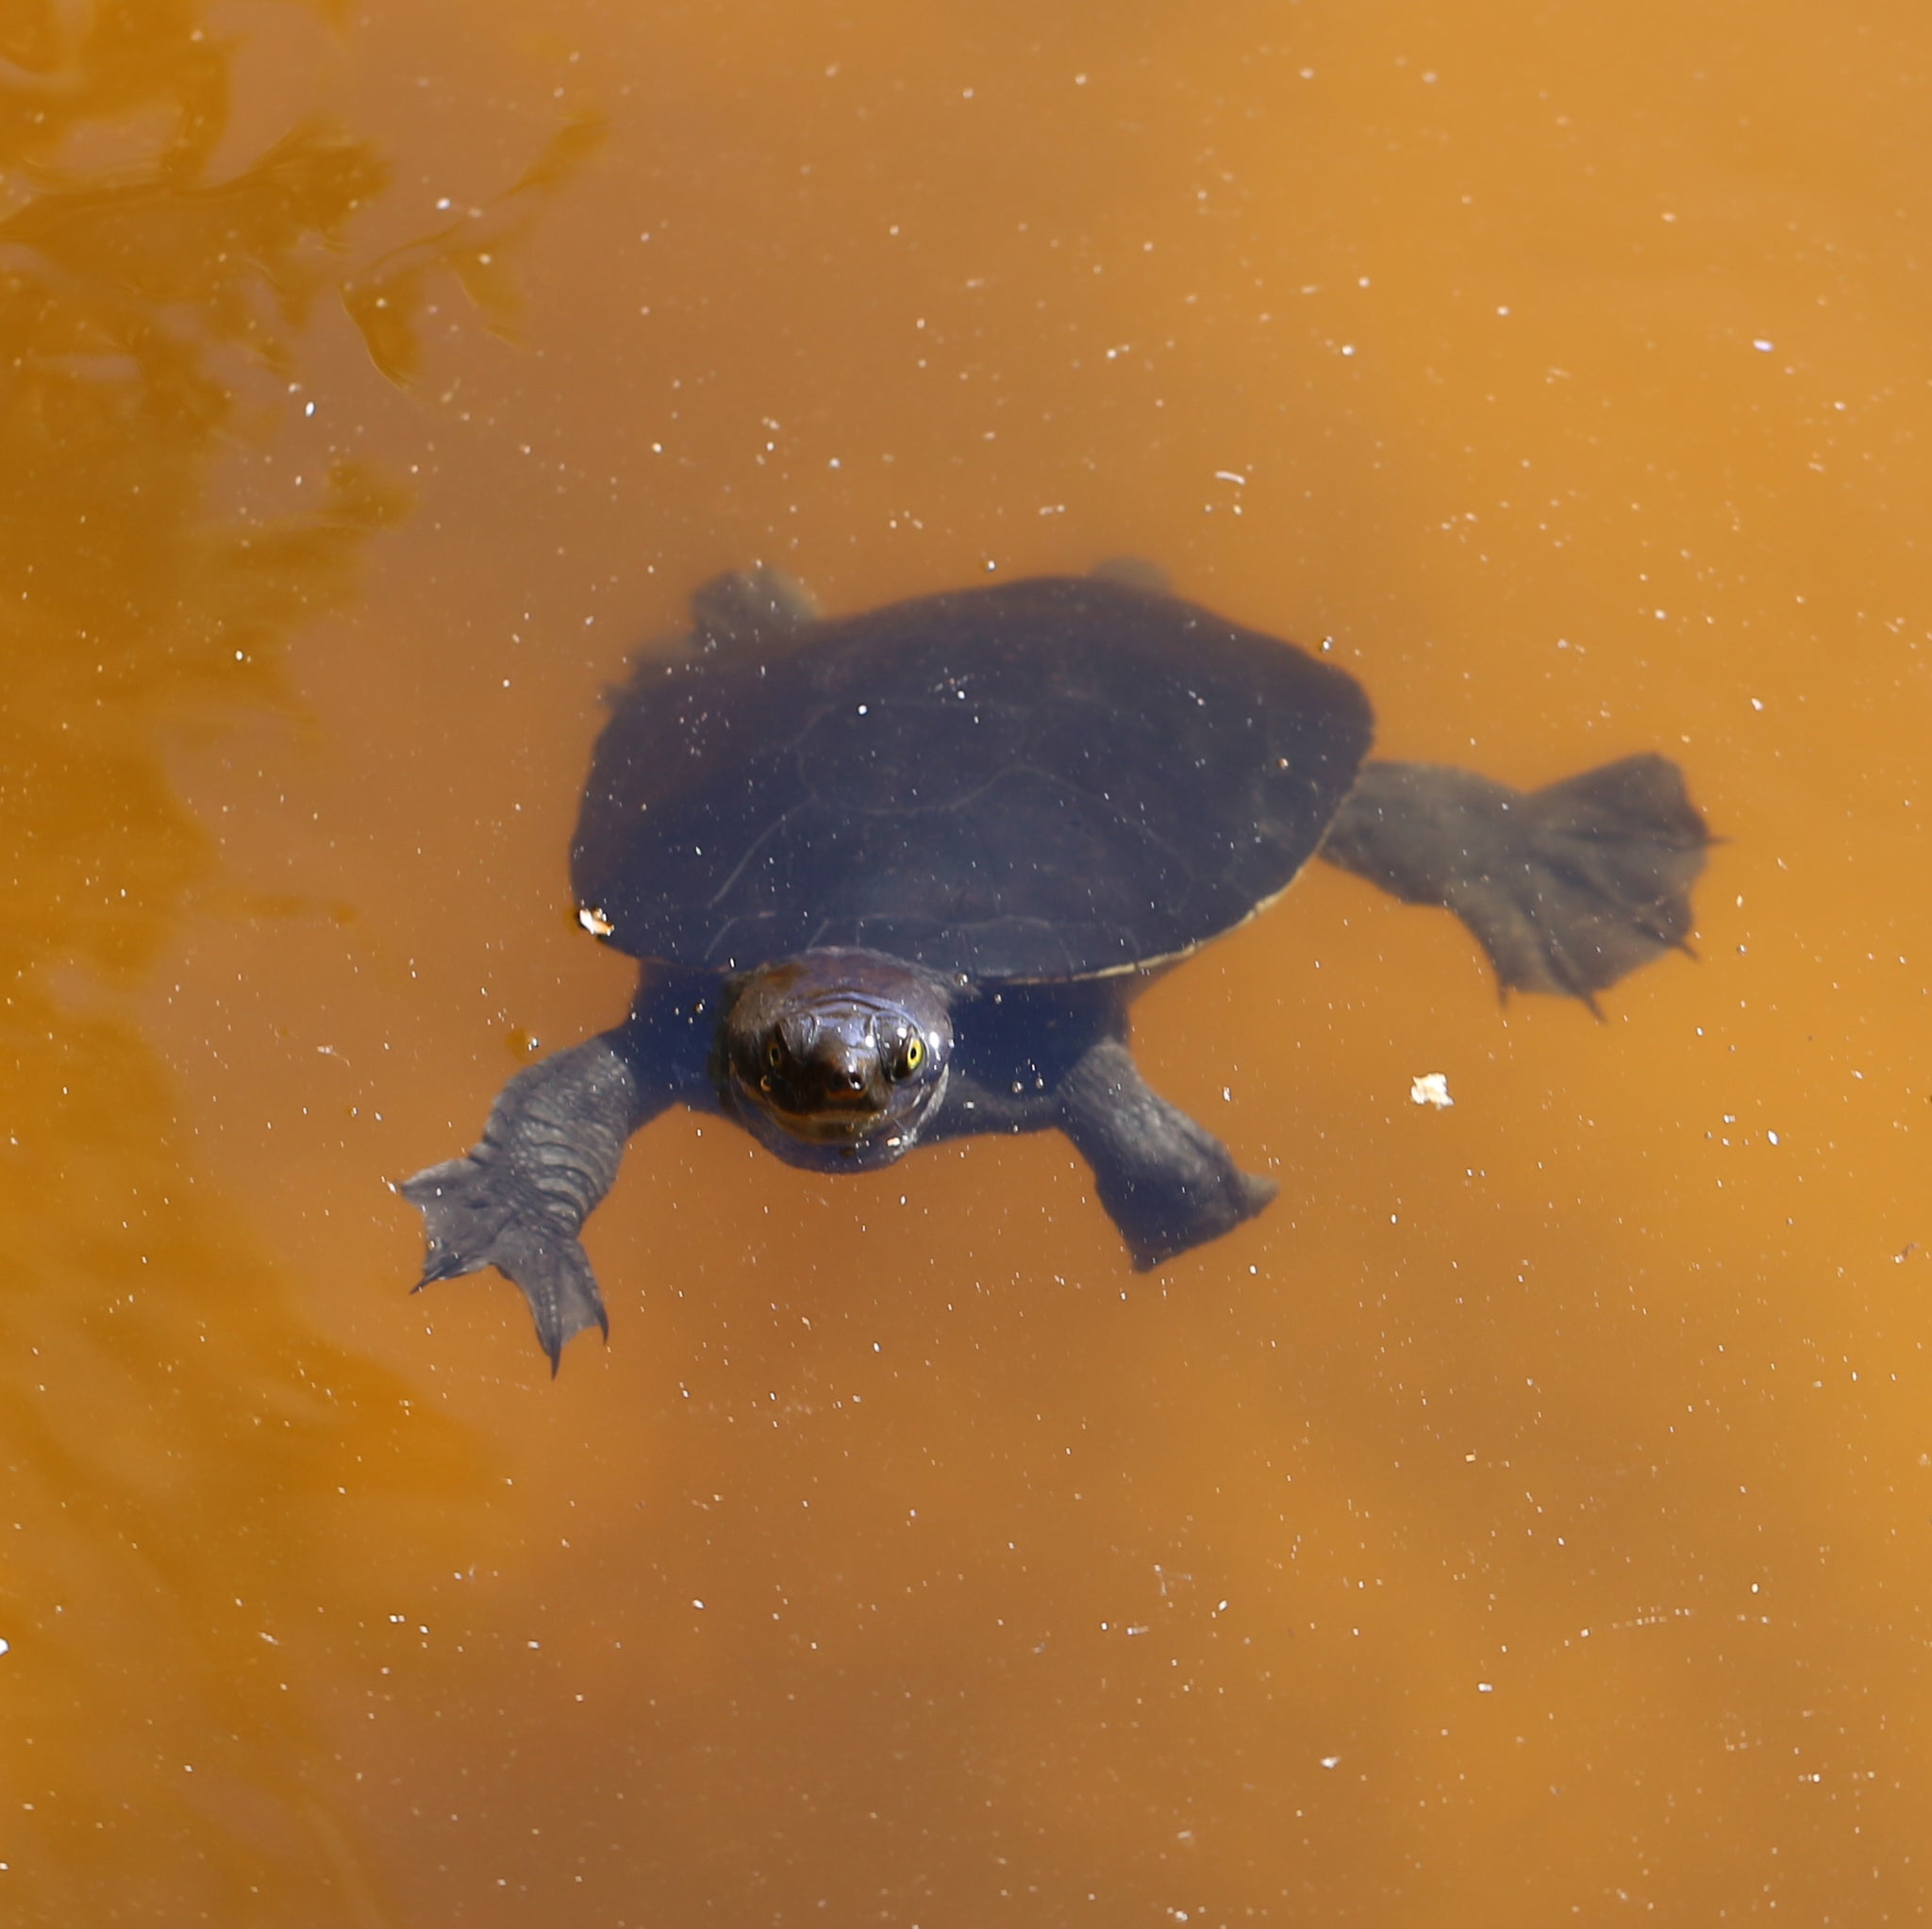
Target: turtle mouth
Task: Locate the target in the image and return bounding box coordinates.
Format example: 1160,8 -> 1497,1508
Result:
758,1093 -> 895,1142
740,1062 -> 947,1147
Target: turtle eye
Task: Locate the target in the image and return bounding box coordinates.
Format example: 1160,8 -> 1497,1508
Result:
896,1033 -> 925,1077
765,1039 -> 784,1070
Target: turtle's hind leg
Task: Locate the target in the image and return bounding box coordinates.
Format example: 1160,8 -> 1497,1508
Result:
1319,753 -> 1712,1007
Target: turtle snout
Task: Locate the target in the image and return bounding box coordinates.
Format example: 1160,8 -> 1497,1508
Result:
768,1017 -> 886,1111
808,1037 -> 881,1105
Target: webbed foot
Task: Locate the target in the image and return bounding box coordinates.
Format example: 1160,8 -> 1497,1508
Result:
1058,1039 -> 1278,1269
1321,753 -> 1711,1008
402,1029 -> 659,1372
402,1157 -> 608,1374
1110,1157 -> 1280,1272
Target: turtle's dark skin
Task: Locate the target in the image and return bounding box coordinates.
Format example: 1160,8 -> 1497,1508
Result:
404,567 -> 1711,1370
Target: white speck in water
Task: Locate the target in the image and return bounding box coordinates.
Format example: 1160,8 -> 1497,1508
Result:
1410,1072 -> 1454,1108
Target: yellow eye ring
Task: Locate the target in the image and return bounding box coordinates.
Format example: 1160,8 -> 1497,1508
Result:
765,1039 -> 784,1069
903,1035 -> 924,1072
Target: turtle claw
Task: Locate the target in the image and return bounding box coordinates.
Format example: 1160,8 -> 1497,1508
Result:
401,1156 -> 610,1373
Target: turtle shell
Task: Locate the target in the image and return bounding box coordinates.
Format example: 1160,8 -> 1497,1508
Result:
570,574 -> 1375,982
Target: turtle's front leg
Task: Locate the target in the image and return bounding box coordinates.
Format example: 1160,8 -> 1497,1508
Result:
1054,1039 -> 1278,1270
403,1031 -> 663,1371
1319,754 -> 1711,1009
403,978 -> 713,1371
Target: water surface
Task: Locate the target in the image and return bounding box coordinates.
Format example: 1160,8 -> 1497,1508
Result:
6,1 -> 1929,1921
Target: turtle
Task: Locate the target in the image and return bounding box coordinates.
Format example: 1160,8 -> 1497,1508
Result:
403,565 -> 1710,1371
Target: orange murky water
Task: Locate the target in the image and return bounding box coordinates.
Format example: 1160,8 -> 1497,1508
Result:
6,2 -> 1929,1921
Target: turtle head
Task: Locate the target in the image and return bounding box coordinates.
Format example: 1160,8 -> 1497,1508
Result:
718,949 -> 956,1171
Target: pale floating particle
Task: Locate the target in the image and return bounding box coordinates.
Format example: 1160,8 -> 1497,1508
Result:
1320,1754 -> 1341,1770
577,906 -> 615,937
1409,1072 -> 1454,1109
